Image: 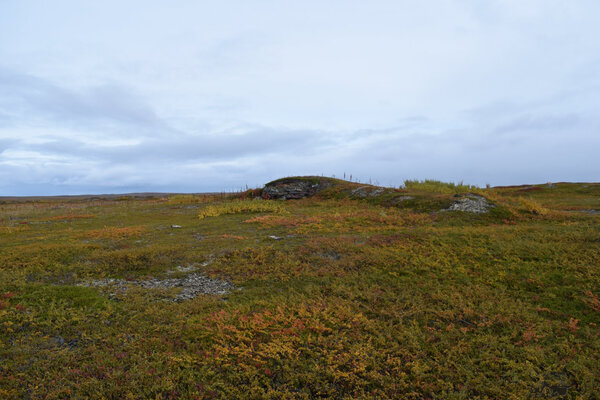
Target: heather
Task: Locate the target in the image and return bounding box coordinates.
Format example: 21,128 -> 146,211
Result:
1,180 -> 599,399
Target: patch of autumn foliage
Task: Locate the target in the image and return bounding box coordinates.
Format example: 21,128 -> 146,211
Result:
82,226 -> 146,239
43,214 -> 96,221
0,181 -> 599,398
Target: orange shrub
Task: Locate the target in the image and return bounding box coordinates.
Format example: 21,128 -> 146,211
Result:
220,234 -> 248,240
44,214 -> 96,221
244,215 -> 321,227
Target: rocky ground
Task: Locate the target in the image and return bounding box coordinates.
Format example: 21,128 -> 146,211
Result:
444,194 -> 494,213
79,267 -> 234,301
264,177 -> 496,213
262,177 -> 334,199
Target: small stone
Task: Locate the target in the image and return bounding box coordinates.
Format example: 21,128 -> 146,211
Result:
318,251 -> 341,260
167,265 -> 198,274
268,235 -> 283,240
54,336 -> 65,346
171,225 -> 182,228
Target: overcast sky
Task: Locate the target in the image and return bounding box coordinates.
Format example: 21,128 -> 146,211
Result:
1,1 -> 599,195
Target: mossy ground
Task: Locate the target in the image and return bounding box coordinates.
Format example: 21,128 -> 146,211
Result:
1,182 -> 599,399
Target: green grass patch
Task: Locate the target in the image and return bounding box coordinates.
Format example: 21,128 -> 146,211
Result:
198,199 -> 288,219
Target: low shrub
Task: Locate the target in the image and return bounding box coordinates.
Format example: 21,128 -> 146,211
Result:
198,200 -> 287,219
518,197 -> 549,215
81,226 -> 146,239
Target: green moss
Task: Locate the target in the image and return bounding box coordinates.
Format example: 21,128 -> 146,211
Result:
16,284 -> 108,310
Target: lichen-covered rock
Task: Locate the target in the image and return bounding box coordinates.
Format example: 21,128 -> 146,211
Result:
263,177 -> 333,200
369,188 -> 386,197
445,194 -> 494,213
350,186 -> 389,198
350,186 -> 371,198
391,195 -> 414,203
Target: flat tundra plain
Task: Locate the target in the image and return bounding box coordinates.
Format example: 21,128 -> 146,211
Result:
1,178 -> 599,399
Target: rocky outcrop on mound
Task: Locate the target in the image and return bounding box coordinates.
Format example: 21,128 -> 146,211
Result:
263,177 -> 333,200
445,194 -> 494,213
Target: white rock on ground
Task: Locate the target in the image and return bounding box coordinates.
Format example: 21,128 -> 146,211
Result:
444,194 -> 494,214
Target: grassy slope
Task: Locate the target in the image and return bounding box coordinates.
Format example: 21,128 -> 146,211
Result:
0,181 -> 599,399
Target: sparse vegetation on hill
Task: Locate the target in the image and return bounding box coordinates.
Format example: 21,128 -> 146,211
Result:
403,179 -> 480,193
0,178 -> 599,398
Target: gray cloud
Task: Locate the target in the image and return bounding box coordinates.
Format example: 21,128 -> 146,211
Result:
0,67 -> 167,134
17,127 -> 332,164
1,1 -> 599,195
3,101 -> 597,195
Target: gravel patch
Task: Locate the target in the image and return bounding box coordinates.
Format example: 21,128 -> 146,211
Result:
79,270 -> 234,301
567,209 -> 600,215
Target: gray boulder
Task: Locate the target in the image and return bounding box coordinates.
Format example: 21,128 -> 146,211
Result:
263,177 -> 333,200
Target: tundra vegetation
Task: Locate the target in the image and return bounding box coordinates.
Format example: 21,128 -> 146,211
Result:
0,178 -> 599,399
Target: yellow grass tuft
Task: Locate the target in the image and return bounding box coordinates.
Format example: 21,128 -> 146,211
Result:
518,197 -> 549,215
198,200 -> 287,219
